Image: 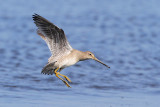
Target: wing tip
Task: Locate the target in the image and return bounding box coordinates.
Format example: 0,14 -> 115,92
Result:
32,13 -> 39,17
32,13 -> 42,21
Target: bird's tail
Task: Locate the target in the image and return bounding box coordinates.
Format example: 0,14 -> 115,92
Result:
41,61 -> 57,75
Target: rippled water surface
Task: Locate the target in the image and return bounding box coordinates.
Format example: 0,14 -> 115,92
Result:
0,0 -> 160,107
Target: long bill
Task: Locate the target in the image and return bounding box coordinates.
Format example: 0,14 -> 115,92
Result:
93,57 -> 110,68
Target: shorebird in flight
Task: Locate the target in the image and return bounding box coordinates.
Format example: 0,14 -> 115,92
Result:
32,14 -> 110,88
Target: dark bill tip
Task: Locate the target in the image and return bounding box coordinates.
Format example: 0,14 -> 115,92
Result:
94,58 -> 110,68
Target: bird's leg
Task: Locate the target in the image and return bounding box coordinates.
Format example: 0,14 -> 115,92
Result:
54,67 -> 71,88
58,68 -> 72,83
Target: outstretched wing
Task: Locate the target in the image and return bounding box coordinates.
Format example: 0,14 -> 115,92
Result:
32,14 -> 73,57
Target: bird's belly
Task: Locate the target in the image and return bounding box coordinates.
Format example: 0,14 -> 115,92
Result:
59,57 -> 78,68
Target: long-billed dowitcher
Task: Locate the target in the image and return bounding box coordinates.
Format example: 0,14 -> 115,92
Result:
32,14 -> 110,88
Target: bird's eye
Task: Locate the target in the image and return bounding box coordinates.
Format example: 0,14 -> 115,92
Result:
89,54 -> 92,55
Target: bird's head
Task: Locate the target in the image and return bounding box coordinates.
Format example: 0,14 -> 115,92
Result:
84,51 -> 110,68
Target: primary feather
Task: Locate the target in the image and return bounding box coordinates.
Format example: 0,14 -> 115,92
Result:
32,14 -> 73,58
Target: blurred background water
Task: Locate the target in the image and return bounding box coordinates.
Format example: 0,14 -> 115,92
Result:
0,0 -> 160,107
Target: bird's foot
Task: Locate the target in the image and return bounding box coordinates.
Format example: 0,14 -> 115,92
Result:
56,73 -> 71,88
63,76 -> 72,83
62,80 -> 71,88
58,73 -> 71,83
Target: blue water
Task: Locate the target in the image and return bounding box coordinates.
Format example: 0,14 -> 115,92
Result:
0,0 -> 160,107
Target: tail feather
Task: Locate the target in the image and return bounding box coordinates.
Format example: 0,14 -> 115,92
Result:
41,61 -> 57,75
